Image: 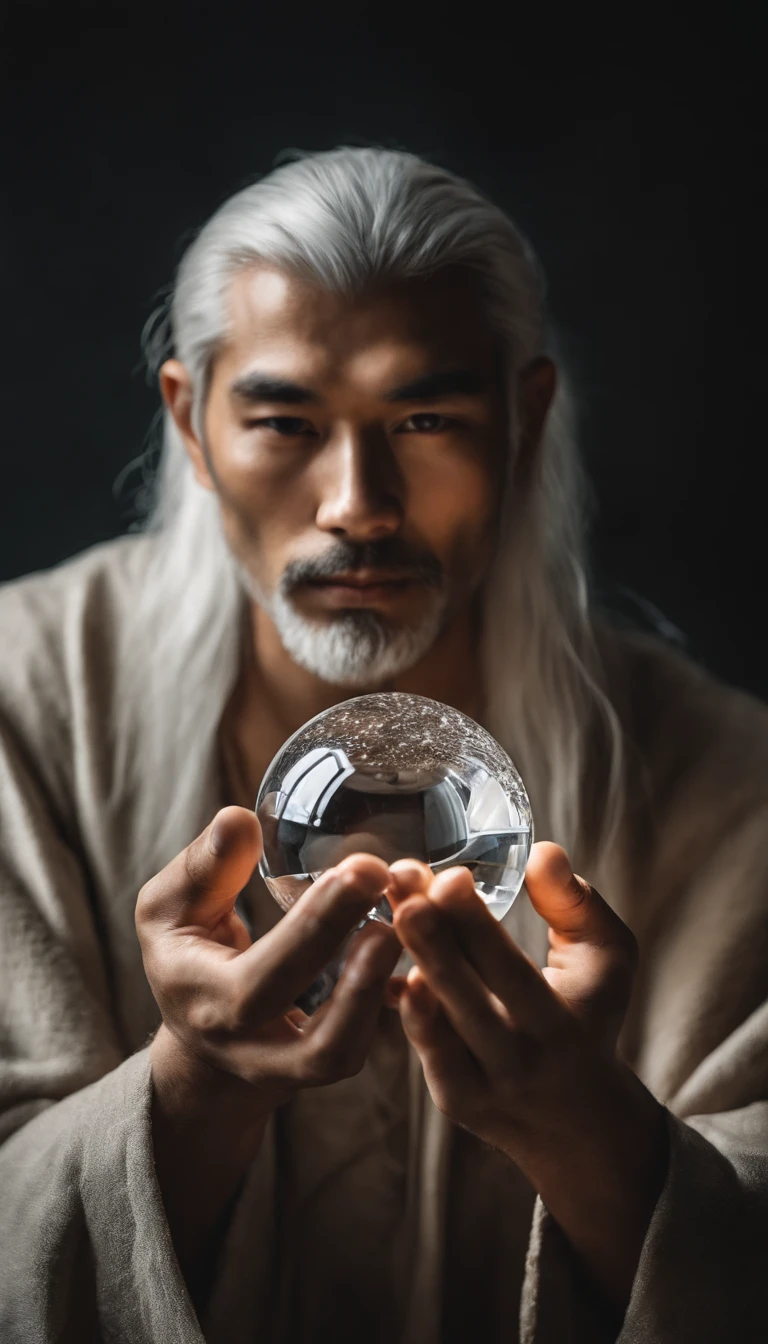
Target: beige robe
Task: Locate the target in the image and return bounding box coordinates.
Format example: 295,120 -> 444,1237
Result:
0,534 -> 766,1343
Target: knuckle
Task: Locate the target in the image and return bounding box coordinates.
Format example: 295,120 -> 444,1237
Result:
301,1040 -> 348,1086
571,875 -> 592,908
331,868 -> 378,911
433,1085 -> 465,1122
183,837 -> 211,897
311,1044 -> 345,1081
185,995 -> 223,1037
135,877 -> 163,925
295,1054 -> 325,1087
185,985 -> 250,1039
218,988 -> 252,1036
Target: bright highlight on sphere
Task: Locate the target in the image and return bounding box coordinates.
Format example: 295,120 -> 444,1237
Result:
256,692 -> 533,930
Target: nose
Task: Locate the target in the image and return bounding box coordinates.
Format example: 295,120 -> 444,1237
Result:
314,428 -> 404,542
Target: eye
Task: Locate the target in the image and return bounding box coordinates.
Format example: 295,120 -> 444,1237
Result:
247,416 -> 316,437
399,413 -> 456,434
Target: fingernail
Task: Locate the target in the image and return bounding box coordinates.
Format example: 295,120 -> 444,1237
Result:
531,844 -> 572,884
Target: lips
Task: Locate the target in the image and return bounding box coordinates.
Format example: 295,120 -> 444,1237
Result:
308,571 -> 415,589
301,570 -> 419,609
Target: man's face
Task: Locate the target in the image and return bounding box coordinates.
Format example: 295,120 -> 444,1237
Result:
167,264 -> 512,685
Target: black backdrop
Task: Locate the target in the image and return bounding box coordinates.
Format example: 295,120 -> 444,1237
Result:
2,6 -> 765,697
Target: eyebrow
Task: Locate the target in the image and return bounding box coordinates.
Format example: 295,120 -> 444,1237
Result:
384,369 -> 489,401
228,367 -> 488,406
229,373 -> 318,405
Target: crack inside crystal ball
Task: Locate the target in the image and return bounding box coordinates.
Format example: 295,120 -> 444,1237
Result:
256,692 -> 533,926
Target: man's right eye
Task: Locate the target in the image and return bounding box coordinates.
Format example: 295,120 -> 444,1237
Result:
246,416 -> 315,436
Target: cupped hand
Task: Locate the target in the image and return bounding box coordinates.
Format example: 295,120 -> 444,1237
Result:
136,806 -> 402,1115
385,843 -> 639,1159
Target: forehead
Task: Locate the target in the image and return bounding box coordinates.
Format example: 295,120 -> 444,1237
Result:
216,263 -> 500,388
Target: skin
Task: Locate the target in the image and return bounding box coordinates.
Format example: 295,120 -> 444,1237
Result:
140,264 -> 667,1321
160,264 -> 547,761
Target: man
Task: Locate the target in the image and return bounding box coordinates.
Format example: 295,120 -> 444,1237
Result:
0,147 -> 766,1344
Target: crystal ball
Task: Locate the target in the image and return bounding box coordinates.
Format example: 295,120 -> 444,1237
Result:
255,692 -> 533,1011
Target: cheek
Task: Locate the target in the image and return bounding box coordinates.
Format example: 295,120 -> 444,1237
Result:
209,433 -> 317,545
406,452 -> 498,557
198,444 -> 317,596
213,431 -> 302,505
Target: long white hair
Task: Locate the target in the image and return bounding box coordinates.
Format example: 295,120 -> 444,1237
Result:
117,147 -> 626,879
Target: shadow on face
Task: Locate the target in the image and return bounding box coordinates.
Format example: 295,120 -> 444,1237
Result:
161,263 -> 555,683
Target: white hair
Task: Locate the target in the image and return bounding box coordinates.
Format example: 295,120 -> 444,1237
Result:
117,146 -> 627,879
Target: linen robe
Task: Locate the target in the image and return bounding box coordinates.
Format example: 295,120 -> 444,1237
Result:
0,534 -> 766,1343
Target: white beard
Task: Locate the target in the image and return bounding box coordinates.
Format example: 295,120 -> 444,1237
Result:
270,587 -> 448,686
234,558 -> 448,687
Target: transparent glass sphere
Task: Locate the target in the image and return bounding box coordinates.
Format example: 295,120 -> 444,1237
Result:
256,692 -> 533,1012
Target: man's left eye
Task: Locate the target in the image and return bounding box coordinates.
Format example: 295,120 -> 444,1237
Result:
401,413 -> 453,434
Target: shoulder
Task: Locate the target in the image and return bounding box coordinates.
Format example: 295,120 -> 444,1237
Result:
0,532 -> 159,635
0,534 -> 161,774
0,533 -> 159,672
596,626 -> 768,1094
597,620 -> 768,812
594,619 -> 768,966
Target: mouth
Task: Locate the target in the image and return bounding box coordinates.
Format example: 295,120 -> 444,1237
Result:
310,570 -> 417,588
302,571 -> 421,607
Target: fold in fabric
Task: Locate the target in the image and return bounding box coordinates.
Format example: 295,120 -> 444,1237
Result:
520,1109 -> 768,1344
2,534 -> 768,1342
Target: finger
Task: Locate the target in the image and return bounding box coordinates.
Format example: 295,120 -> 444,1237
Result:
401,964 -> 440,1028
291,920 -> 403,1084
137,806 -> 262,932
383,975 -> 408,1009
398,966 -> 484,1099
386,859 -> 433,910
525,844 -> 636,994
524,843 -> 633,950
234,853 -> 391,1020
425,866 -> 561,1030
525,844 -> 637,1030
393,894 -> 511,1071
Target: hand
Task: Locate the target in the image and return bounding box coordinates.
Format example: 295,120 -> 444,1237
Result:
387,843 -> 667,1310
386,842 -> 637,1151
136,805 -> 402,1117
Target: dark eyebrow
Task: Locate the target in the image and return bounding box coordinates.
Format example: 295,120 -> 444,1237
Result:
383,369 -> 488,402
229,373 -> 319,405
229,367 -> 489,407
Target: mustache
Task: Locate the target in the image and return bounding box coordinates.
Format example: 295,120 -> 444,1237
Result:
279,538 -> 444,594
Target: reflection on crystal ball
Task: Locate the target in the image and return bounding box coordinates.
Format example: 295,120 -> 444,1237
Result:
256,692 -> 533,931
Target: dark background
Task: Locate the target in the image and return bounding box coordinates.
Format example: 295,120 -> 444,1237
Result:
1,5 -> 765,697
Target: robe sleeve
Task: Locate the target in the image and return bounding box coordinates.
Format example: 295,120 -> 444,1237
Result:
519,1097 -> 768,1344
0,710 -> 205,1343
518,793 -> 768,1341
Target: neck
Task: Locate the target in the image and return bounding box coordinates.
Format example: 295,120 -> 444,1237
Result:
222,599 -> 485,807
250,599 -> 484,737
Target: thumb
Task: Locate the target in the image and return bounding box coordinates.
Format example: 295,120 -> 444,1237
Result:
137,806 -> 263,931
524,842 -> 637,1042
523,842 -> 627,945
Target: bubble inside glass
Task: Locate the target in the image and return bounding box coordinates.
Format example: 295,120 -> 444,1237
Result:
256,692 -> 533,1012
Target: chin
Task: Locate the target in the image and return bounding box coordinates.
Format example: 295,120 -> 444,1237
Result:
282,611 -> 438,688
